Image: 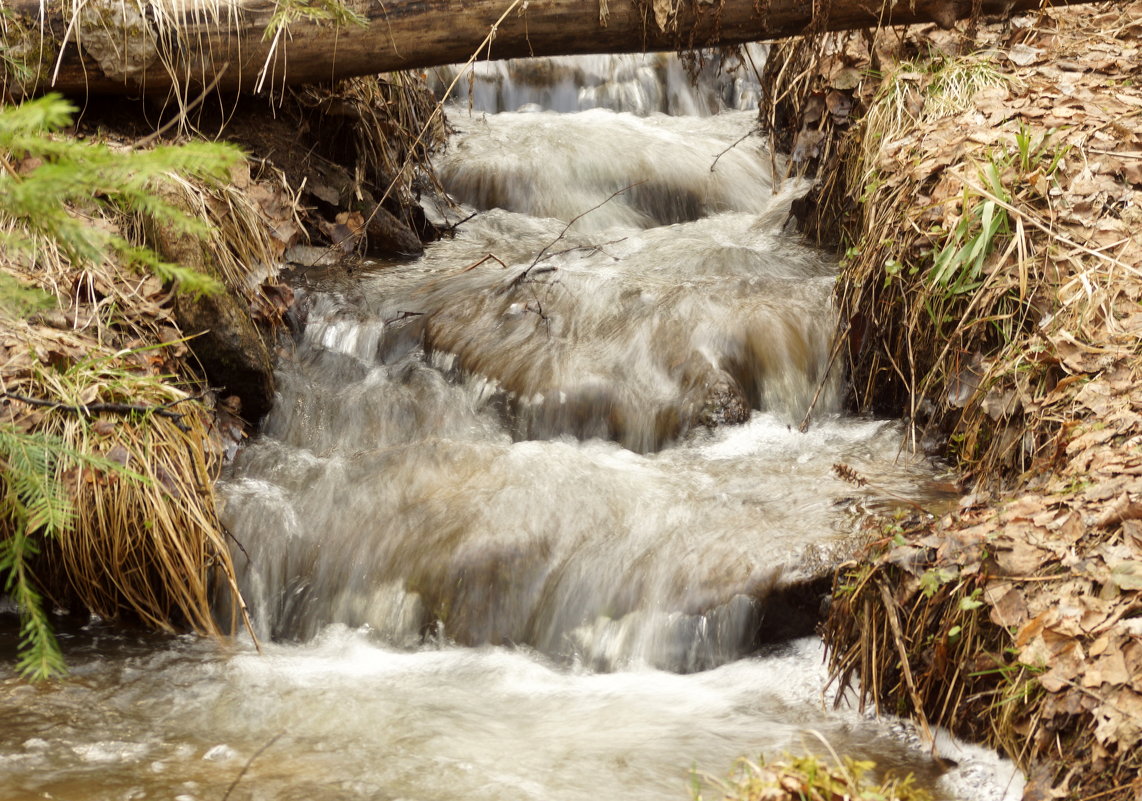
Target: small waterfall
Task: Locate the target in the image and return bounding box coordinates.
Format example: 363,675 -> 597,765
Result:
0,52 -> 1023,801
430,47 -> 767,115
218,110 -> 932,671
436,109 -> 777,230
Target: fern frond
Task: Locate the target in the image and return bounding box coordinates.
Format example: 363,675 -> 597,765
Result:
0,94 -> 244,295
0,94 -> 76,141
1,423 -> 148,680
0,272 -> 56,318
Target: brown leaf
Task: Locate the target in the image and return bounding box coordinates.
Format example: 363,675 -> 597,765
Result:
825,90 -> 853,121
987,583 -> 1029,628
1038,643 -> 1084,692
1049,331 -> 1119,374
1092,688 -> 1142,747
1082,651 -> 1132,688
830,67 -> 862,91
1095,494 -> 1142,528
1110,560 -> 1142,590
994,539 -> 1053,575
791,129 -> 825,163
1007,44 -> 1043,66
801,94 -> 825,125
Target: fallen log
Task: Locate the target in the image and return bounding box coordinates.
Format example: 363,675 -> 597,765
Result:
3,0 -> 1097,97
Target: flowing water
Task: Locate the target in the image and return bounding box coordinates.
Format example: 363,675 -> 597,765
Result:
1,55 -> 1021,801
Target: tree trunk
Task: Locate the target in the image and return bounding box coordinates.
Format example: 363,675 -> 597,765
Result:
5,0 -> 1092,97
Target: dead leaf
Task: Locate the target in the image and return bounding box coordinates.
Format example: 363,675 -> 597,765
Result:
106,445 -> 130,466
1008,44 -> 1044,66
791,129 -> 825,163
1038,643 -> 1085,692
1095,495 -> 1142,528
1110,561 -> 1142,590
1082,651 -> 1132,688
831,67 -> 862,91
987,584 -> 1030,628
826,91 -> 853,121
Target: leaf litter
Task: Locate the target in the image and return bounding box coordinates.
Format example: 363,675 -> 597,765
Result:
780,2 -> 1142,799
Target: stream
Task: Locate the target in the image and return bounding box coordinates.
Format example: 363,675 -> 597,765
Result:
1,52 -> 1022,801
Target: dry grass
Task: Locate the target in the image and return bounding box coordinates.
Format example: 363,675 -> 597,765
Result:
2,45 -> 439,669
822,546 -> 1042,760
795,4 -> 1142,799
0,125 -> 288,651
798,13 -> 1142,488
291,71 -> 446,208
1,320 -> 242,635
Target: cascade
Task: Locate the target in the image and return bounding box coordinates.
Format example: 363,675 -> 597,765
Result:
0,53 -> 1022,801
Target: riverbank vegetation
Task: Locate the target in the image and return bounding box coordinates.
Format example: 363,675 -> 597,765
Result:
1,30 -> 442,676
695,751 -> 932,801
3,1 -> 1138,797
0,93 -> 273,676
769,3 -> 1141,798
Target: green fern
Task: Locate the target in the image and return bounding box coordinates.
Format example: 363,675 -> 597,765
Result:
0,273 -> 54,318
0,425 -> 146,680
1,93 -> 244,678
0,93 -> 244,296
0,426 -> 108,679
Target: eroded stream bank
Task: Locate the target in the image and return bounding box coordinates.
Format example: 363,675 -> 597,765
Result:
781,5 -> 1142,799
2,50 -> 1029,801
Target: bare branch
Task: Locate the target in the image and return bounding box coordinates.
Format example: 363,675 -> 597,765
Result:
511,181 -> 645,287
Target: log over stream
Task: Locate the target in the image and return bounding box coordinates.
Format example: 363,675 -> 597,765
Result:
6,0 -> 1098,96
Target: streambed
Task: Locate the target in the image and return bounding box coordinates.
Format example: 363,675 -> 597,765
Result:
1,53 -> 1020,801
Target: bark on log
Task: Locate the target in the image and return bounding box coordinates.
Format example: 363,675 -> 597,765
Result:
4,0 -> 1095,97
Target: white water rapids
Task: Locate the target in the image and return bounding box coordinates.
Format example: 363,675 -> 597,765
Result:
1,54 -> 1022,801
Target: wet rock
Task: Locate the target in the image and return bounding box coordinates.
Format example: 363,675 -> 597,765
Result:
364,203 -> 424,258
284,244 -> 339,268
146,210 -> 275,423
172,286 -> 275,422
695,370 -> 751,428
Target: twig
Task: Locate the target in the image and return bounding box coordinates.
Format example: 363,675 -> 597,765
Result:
458,253 -> 508,273
1,391 -> 197,431
1085,149 -> 1142,160
1076,782 -> 1139,801
511,181 -> 645,287
543,237 -> 628,261
798,321 -> 848,433
222,524 -> 253,565
1086,108 -> 1142,139
375,0 -> 524,210
137,62 -> 232,147
383,310 -> 425,326
220,732 -> 284,801
804,729 -> 859,789
444,210 -> 479,236
710,127 -> 759,173
878,579 -> 934,745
